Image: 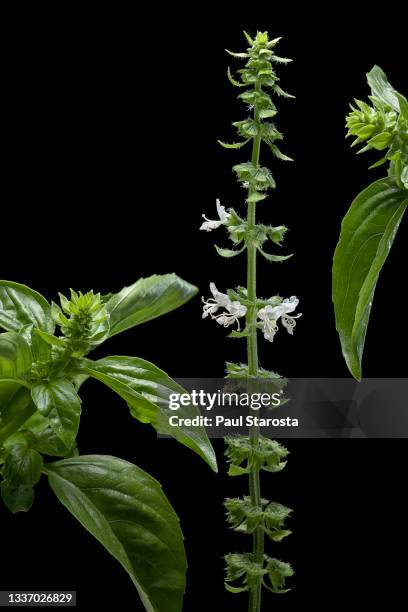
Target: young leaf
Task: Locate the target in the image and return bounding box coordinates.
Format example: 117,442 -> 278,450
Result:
0,332 -> 32,379
366,65 -> 399,112
333,177 -> 408,380
81,356 -> 217,472
31,379 -> 82,448
45,455 -> 187,612
105,274 -> 198,337
34,329 -> 66,349
0,281 -> 54,334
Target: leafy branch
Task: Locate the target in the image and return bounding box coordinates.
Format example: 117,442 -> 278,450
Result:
0,275 -> 217,612
333,66 -> 408,380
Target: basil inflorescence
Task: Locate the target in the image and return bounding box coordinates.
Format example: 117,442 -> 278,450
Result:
200,31 -> 298,610
0,275 -> 217,612
333,66 -> 408,380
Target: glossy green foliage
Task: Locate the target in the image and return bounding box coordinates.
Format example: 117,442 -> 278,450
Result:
46,456 -> 186,612
334,67 -> 408,379
106,273 -> 197,336
0,281 -> 53,334
82,356 -> 216,469
0,276 -> 215,612
1,444 -> 43,512
0,278 -> 215,470
0,332 -> 32,378
333,178 -> 407,379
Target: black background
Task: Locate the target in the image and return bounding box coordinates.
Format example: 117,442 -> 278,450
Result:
1,6 -> 407,610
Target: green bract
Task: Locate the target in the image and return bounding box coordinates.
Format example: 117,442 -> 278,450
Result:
333,67 -> 408,380
346,66 -> 408,189
0,275 -> 216,612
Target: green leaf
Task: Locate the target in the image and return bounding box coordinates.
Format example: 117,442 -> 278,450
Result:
34,329 -> 66,349
217,139 -> 250,149
396,92 -> 408,119
258,248 -> 292,262
1,482 -> 34,513
0,332 -> 32,378
31,379 -> 82,448
368,132 -> 392,150
45,455 -> 187,612
333,177 -> 408,379
32,427 -> 76,458
0,379 -> 25,414
0,281 -> 54,334
366,65 -> 399,112
0,445 -> 43,513
2,445 -> 43,486
81,356 -> 217,472
0,386 -> 32,441
214,244 -> 246,258
105,274 -> 198,337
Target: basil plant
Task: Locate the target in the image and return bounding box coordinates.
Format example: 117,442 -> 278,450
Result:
0,276 -> 217,612
333,66 -> 407,380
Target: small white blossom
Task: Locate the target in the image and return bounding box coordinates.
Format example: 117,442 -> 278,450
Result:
257,296 -> 301,342
200,199 -> 231,232
202,282 -> 247,329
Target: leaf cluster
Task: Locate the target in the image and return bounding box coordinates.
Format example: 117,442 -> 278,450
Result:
346,66 -> 408,189
0,276 -> 216,612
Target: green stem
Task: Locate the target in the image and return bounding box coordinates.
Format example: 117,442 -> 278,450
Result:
247,82 -> 264,612
0,387 -> 36,446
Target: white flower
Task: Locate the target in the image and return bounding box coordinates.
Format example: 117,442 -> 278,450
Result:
257,296 -> 301,342
202,282 -> 247,329
200,199 -> 230,232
